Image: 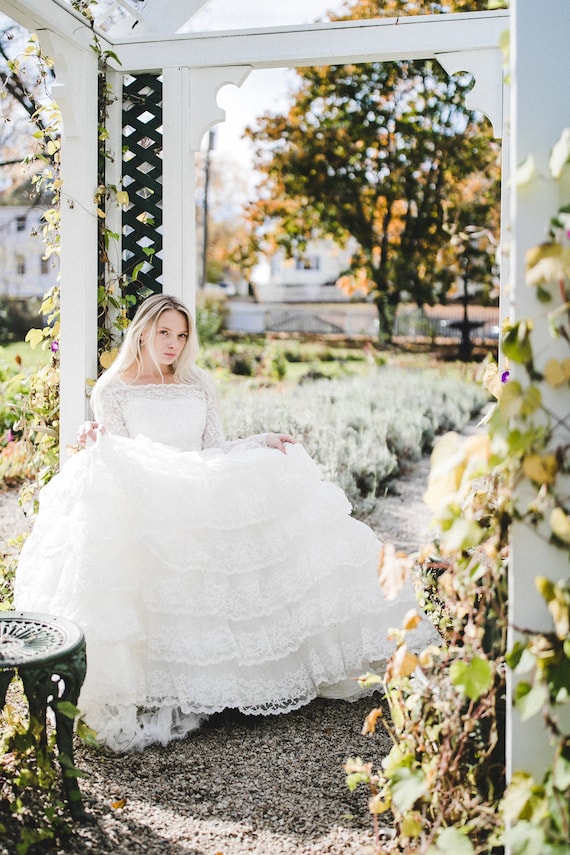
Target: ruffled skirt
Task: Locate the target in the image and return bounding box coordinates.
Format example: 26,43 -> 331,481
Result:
15,435 -> 435,752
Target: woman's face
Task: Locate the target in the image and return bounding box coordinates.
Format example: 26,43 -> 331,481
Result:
148,309 -> 189,369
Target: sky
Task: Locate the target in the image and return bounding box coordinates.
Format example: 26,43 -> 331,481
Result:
185,0 -> 345,32
185,0 -> 346,163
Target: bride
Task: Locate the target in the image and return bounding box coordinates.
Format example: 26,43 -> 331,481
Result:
15,293 -> 435,752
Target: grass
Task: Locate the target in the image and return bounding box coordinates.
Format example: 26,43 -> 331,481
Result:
0,341 -> 48,373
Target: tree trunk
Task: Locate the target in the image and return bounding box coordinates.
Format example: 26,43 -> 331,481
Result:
374,293 -> 397,344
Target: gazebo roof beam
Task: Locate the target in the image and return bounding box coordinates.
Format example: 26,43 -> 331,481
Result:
107,10 -> 508,73
109,0 -> 211,37
0,0 -> 114,51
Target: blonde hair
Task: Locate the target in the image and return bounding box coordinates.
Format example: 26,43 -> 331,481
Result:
91,294 -> 201,410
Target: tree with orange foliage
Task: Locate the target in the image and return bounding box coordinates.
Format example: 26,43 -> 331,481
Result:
245,0 -> 501,341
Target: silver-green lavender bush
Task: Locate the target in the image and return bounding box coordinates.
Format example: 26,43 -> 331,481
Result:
220,366 -> 488,517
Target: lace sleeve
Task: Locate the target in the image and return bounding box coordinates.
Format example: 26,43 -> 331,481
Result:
91,382 -> 129,437
200,374 -> 268,452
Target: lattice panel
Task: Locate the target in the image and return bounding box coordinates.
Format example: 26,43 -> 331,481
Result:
122,74 -> 163,304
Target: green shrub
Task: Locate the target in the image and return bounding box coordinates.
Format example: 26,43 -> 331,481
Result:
195,292 -> 227,346
228,346 -> 257,376
0,298 -> 43,344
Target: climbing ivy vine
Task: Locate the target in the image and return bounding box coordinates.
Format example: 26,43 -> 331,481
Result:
348,127 -> 570,854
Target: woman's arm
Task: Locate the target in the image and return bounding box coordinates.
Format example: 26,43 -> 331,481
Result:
200,375 -> 296,454
77,381 -> 129,446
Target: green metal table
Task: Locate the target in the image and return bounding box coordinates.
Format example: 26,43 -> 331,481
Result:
0,611 -> 88,820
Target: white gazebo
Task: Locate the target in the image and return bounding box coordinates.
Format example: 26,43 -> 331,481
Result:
0,0 -> 568,820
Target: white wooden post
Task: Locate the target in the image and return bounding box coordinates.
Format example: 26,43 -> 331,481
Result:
38,31 -> 99,453
507,0 -> 570,782
161,65 -> 251,311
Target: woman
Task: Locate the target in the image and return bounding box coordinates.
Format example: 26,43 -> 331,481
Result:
15,294 -> 435,752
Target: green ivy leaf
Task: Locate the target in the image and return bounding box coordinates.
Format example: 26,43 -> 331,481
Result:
56,700 -> 79,720
499,381 -> 541,420
551,752 -> 570,791
502,321 -> 533,365
500,771 -> 540,823
450,657 -> 493,700
441,518 -> 484,554
391,768 -> 427,813
427,827 -> 475,854
503,819 -> 545,855
514,681 -> 548,720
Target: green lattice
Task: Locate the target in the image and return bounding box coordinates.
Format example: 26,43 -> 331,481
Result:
122,73 -> 163,303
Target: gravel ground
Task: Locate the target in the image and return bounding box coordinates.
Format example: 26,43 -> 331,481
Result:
0,455 -> 433,855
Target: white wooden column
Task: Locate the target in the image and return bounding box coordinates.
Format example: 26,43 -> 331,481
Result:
39,31 -> 99,453
508,0 -> 570,782
161,65 -> 251,311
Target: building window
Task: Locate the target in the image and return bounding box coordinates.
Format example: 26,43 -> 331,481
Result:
40,256 -> 49,275
16,216 -> 26,232
16,255 -> 25,275
295,255 -> 320,271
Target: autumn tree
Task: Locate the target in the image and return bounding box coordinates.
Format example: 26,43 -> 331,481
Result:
0,19 -> 55,200
245,0 -> 501,340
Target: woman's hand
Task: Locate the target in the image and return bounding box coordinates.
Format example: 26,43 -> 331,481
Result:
77,421 -> 106,447
265,433 -> 297,454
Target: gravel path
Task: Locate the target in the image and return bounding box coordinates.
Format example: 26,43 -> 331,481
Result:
0,455 -> 433,855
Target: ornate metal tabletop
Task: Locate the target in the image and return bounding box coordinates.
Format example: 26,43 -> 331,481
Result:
0,610 -> 88,820
0,611 -> 84,667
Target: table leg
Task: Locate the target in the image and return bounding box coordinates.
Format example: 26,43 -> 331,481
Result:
20,642 -> 89,822
51,642 -> 89,820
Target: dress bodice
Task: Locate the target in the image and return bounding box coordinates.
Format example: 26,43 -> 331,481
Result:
92,376 -> 264,453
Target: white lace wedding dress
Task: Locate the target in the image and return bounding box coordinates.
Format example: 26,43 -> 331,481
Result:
15,375 -> 436,752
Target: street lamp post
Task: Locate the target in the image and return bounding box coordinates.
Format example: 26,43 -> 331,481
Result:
201,128 -> 215,289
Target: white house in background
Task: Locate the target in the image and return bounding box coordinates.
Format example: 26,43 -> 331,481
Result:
0,205 -> 58,298
253,237 -> 363,302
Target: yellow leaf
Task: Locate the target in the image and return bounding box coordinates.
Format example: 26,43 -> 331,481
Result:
515,154 -> 537,187
418,644 -> 442,669
386,645 -> 419,682
483,362 -> 502,399
550,507 -> 570,544
549,127 -> 570,179
402,609 -> 421,631
361,707 -> 383,736
96,207 -> 106,218
25,328 -> 45,349
369,793 -> 390,815
111,798 -> 126,810
535,576 -> 555,602
99,348 -> 119,369
544,358 -> 570,387
401,813 -> 423,837
525,241 -> 561,271
116,190 -> 130,208
522,453 -> 557,485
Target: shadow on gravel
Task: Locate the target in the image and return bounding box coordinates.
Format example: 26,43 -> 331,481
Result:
59,695 -> 388,854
